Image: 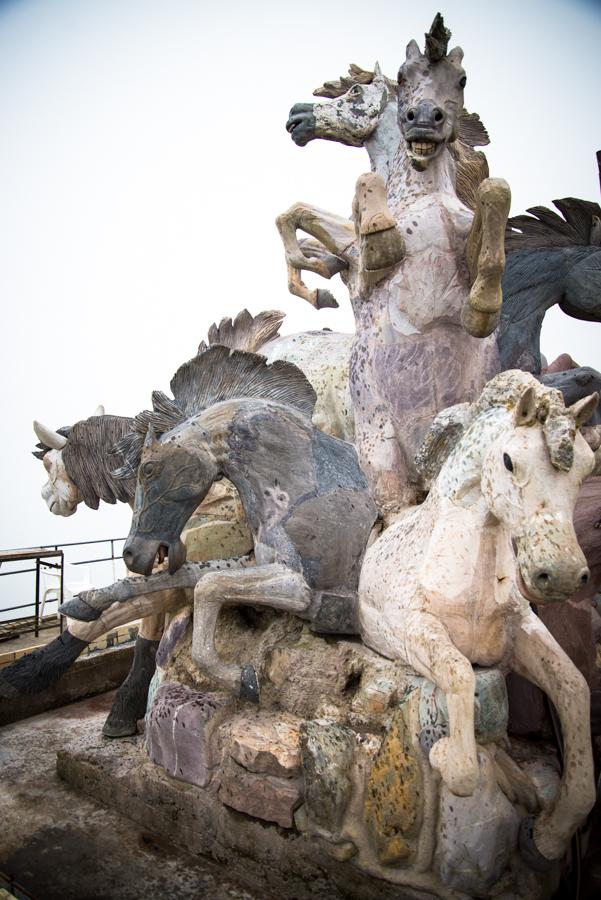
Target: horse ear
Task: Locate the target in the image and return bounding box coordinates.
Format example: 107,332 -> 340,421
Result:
447,46 -> 464,65
513,387 -> 537,427
93,404 -> 105,417
143,426 -> 156,449
569,392 -> 599,428
405,39 -> 422,63
373,61 -> 382,77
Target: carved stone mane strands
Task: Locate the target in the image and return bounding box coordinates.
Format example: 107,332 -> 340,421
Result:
506,199 -> 601,251
115,347 -> 318,477
197,308 -> 285,354
62,416 -> 136,508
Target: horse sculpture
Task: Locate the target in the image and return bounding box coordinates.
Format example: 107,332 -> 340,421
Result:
107,361 -> 596,868
359,370 -> 598,865
0,312 -> 356,707
278,15 -> 511,519
119,347 -> 377,699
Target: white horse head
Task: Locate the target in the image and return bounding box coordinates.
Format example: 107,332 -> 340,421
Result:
427,371 -> 598,603
286,63 -> 391,149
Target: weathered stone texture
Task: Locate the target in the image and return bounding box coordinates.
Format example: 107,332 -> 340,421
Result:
300,720 -> 355,833
218,758 -> 303,828
145,681 -> 231,787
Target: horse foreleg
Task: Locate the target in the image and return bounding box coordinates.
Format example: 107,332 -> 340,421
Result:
353,173 -> 405,287
462,177 -> 511,338
509,609 -> 595,863
276,203 -> 355,306
192,563 -> 312,700
399,609 -> 479,796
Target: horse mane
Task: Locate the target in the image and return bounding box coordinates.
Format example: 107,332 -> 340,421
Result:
114,347 -> 317,478
417,370 -> 580,481
198,309 -> 285,354
34,415 -> 136,508
313,64 -> 489,211
505,198 -> 601,251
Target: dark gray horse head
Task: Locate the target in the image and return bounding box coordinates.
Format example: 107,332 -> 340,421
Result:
123,425 -> 219,576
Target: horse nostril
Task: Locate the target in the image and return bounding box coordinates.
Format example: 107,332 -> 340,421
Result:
123,549 -> 134,568
407,109 -> 416,122
580,569 -> 590,586
434,109 -> 444,123
536,571 -> 550,586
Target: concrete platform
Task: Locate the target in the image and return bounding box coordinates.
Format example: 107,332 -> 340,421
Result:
0,694 -> 269,900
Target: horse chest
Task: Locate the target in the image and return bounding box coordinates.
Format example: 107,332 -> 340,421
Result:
367,197 -> 472,334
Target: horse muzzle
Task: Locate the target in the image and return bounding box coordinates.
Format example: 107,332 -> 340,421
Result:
517,548 -> 590,604
286,104 -> 316,146
123,536 -> 188,576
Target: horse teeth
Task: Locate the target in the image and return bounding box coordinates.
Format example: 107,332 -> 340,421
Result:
411,142 -> 436,155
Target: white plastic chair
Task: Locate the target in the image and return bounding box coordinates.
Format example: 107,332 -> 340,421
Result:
40,564 -> 95,622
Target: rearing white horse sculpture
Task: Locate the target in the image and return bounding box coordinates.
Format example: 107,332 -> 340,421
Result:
359,369 -> 598,864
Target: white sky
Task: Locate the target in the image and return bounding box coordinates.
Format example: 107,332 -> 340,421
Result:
0,0 -> 600,587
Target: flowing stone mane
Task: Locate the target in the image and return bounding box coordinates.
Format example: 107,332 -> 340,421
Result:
35,415 -> 136,508
114,346 -> 317,478
197,308 -> 285,354
417,370 -> 580,482
505,198 -> 601,251
313,64 -> 490,212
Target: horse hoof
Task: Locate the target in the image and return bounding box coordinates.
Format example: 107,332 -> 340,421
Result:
315,289 -> 339,310
240,664 -> 260,703
518,816 -> 555,872
102,716 -> 139,739
59,596 -> 100,621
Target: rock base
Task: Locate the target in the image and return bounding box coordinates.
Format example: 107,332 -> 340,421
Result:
56,717 -> 439,900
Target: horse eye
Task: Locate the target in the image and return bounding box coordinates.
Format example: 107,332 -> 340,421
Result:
459,76 -> 467,89
503,453 -> 514,473
142,461 -> 155,477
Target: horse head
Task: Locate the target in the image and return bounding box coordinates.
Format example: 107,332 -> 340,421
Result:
398,14 -> 465,170
479,379 -> 598,603
122,424 -> 219,577
286,62 -> 390,148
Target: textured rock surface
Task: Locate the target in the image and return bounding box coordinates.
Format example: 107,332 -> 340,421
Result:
218,757 -> 303,828
146,681 -> 231,787
300,720 -> 355,832
364,703 -> 423,865
226,711 -> 302,777
435,748 -> 520,895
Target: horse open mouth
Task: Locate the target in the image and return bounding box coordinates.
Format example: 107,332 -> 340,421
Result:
409,141 -> 438,157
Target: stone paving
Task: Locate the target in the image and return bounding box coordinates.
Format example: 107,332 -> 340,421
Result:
0,693 -> 270,900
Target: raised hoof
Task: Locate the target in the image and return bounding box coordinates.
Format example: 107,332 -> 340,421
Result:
59,596 -> 100,621
102,714 -> 139,739
315,289 -> 339,310
361,229 -> 405,273
518,816 -> 555,872
240,664 -> 260,703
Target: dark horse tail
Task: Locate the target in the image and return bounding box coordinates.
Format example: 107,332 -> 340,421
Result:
0,631 -> 88,697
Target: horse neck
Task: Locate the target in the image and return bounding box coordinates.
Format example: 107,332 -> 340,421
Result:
364,100 -> 401,181
434,408 -> 508,514
386,141 -> 457,211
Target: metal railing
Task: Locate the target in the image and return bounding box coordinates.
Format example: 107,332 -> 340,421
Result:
0,537 -> 126,639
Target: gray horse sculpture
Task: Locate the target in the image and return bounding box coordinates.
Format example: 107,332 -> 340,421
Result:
120,347 -> 377,699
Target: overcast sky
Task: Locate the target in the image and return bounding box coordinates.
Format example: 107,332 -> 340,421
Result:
0,0 -> 600,601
